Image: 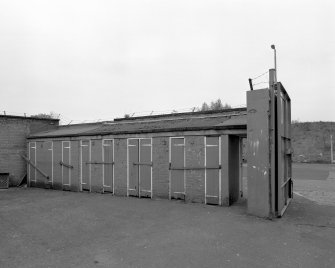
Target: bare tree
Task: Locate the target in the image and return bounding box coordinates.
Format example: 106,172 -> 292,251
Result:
200,99 -> 231,111
31,112 -> 59,119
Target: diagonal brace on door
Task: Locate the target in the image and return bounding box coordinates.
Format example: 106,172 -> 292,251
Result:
21,155 -> 50,180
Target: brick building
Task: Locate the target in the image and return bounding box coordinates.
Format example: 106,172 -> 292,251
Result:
0,115 -> 59,186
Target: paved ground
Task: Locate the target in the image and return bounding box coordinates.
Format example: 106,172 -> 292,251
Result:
293,163 -> 335,206
1,164 -> 335,268
241,163 -> 335,205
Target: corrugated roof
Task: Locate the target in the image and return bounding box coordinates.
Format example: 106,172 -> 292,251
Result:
28,109 -> 247,139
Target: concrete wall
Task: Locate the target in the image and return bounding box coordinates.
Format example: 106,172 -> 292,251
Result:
0,116 -> 58,186
247,89 -> 272,218
28,134 -> 241,207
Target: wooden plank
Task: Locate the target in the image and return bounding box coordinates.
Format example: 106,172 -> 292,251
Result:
21,155 -> 49,180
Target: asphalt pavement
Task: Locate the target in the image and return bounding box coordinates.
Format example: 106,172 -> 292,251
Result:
0,163 -> 334,268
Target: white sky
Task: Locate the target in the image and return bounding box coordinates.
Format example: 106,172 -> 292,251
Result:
0,0 -> 334,123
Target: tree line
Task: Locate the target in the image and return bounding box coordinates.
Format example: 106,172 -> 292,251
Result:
199,98 -> 231,111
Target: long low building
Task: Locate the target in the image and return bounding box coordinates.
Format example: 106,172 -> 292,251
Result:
25,81 -> 293,218
27,108 -> 247,206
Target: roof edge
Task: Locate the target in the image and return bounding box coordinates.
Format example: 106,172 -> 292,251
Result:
114,107 -> 247,122
27,124 -> 247,139
0,115 -> 60,121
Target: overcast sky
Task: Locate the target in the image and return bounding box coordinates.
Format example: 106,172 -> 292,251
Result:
0,0 -> 334,123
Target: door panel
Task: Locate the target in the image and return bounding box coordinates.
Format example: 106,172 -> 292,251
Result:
81,140 -> 90,191
128,138 -> 152,197
276,85 -> 292,216
90,139 -> 103,192
205,136 -> 220,204
37,141 -> 53,187
46,141 -> 53,185
62,141 -> 71,186
170,138 -> 185,198
139,139 -> 151,197
128,139 -> 139,196
29,142 -> 36,183
103,139 -> 114,192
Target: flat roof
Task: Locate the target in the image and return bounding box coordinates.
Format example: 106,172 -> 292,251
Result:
28,109 -> 247,139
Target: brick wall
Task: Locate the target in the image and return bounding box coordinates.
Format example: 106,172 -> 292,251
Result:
114,138 -> 127,196
185,136 -> 205,203
0,116 -> 58,186
152,137 -> 169,199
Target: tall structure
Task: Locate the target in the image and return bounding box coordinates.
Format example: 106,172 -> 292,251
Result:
247,69 -> 292,217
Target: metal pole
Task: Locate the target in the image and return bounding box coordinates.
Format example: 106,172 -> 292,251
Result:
271,45 -> 277,84
248,78 -> 253,91
331,135 -> 334,163
274,48 -> 277,83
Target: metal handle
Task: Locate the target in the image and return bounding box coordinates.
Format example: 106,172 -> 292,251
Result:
59,161 -> 74,169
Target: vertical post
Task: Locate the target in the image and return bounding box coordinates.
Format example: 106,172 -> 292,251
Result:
269,68 -> 277,216
271,44 -> 277,84
269,69 -> 276,89
331,135 -> 334,163
239,137 -> 243,197
274,49 -> 277,83
248,78 -> 253,91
